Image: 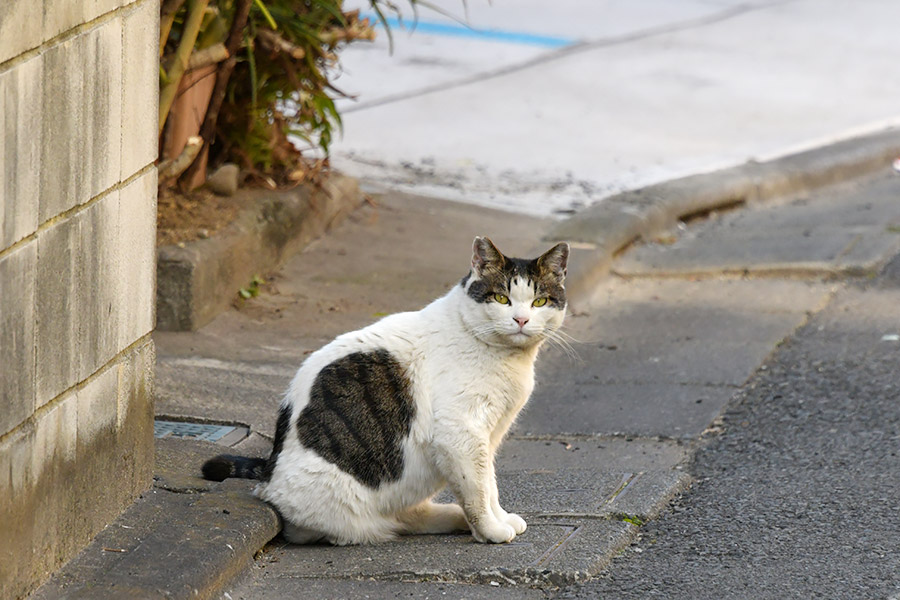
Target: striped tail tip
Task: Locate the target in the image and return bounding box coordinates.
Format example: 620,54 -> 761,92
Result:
201,454 -> 266,481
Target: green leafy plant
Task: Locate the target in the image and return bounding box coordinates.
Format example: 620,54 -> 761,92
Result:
159,0 -> 406,188
238,274 -> 266,299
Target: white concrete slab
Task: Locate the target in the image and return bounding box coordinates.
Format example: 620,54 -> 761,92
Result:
320,0 -> 900,216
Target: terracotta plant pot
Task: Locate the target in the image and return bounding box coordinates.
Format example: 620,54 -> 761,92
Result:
162,63 -> 217,190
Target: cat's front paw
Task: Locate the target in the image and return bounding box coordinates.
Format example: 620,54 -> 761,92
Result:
504,512 -> 527,535
472,520 -> 517,544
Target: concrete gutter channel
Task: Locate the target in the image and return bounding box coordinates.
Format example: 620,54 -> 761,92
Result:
32,128 -> 900,598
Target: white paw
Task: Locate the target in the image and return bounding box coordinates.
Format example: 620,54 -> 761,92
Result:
505,512 -> 527,535
472,520 -> 517,544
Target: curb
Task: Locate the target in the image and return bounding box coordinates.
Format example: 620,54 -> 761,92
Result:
549,127 -> 900,305
31,439 -> 281,600
156,173 -> 363,331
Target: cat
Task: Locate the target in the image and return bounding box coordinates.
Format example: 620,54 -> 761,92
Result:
202,236 -> 569,545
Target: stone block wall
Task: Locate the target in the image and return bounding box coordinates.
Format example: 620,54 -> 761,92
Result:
0,1 -> 159,597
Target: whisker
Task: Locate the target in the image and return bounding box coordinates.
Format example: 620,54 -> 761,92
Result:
544,329 -> 581,361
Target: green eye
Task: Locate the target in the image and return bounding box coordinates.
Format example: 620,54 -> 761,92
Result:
493,293 -> 510,304
532,297 -> 548,307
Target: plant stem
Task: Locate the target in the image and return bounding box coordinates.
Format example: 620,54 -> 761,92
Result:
159,0 -> 187,58
158,0 -> 209,136
179,0 -> 252,186
157,136 -> 204,181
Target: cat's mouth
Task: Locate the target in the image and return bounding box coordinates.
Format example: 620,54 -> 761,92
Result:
509,330 -> 537,343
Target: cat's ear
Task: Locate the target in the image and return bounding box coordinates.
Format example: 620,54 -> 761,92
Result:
538,242 -> 569,280
472,236 -> 505,275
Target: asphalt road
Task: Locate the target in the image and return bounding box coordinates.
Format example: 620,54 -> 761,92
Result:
557,262 -> 900,599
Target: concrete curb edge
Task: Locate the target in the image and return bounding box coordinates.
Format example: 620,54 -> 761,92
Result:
550,127 -> 900,305
156,173 -> 363,331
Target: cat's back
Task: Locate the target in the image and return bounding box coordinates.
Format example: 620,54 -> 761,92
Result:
284,294 -> 453,407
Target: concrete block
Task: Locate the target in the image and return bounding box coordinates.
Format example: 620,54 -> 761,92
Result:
86,17 -> 124,199
115,338 -> 156,493
120,0 -> 159,179
0,423 -> 32,504
0,390 -> 78,600
0,53 -> 42,247
0,240 -> 36,435
77,365 -> 119,449
30,392 -> 78,567
35,218 -> 79,407
42,0 -> 129,46
39,19 -> 123,222
117,171 -> 156,350
74,192 -> 121,381
0,425 -> 36,598
0,0 -> 43,63
1,361 -> 150,600
39,35 -> 87,221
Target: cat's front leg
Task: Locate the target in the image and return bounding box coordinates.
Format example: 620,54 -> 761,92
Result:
488,461 -> 527,535
432,434 -> 517,544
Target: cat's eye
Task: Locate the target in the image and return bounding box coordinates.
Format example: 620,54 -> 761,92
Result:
493,293 -> 510,304
532,297 -> 548,307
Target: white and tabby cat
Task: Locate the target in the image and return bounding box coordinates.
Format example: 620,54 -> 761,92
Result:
203,237 -> 569,545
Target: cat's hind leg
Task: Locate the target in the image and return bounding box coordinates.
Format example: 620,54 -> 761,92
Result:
395,501 -> 470,535
282,521 -> 326,544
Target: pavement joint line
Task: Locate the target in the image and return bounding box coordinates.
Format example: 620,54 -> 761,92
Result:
601,473 -> 639,508
508,433 -> 698,444
835,233 -> 864,261
530,525 -> 583,568
158,356 -> 299,377
611,265 -> 869,281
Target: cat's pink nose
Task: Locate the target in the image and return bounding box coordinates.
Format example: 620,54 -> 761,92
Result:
513,316 -> 529,329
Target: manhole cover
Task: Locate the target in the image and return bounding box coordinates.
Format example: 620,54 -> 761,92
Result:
153,420 -> 249,446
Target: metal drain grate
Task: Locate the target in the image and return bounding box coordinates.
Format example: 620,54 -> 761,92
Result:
154,420 -> 249,447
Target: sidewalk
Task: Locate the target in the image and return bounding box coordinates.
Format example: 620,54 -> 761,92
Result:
331,0 -> 900,216
31,165 -> 900,598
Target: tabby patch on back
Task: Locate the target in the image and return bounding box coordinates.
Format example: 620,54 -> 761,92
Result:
203,237 -> 569,546
295,350 -> 414,488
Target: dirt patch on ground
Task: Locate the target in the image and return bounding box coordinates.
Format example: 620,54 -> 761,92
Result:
156,188 -> 243,247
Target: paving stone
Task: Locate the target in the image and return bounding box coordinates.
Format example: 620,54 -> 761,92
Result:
248,519 -> 631,586
30,481 -> 280,600
497,437 -> 689,473
522,381 -> 737,438
616,173 -> 900,277
228,578 -> 546,600
520,278 -> 831,437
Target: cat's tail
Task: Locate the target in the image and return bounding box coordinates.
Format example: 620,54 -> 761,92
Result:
201,454 -> 267,481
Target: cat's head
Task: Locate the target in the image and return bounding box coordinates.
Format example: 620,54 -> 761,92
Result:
460,237 -> 569,349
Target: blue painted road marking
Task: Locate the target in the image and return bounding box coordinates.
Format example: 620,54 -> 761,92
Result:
363,13 -> 576,48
